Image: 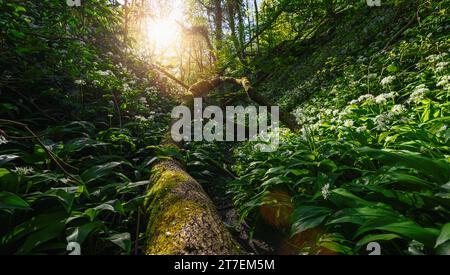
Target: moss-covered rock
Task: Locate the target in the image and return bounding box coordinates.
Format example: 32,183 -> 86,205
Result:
144,160 -> 242,255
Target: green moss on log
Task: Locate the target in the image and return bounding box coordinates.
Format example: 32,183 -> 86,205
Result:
144,161 -> 242,255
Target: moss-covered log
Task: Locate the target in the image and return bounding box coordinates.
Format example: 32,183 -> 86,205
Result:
144,160 -> 242,255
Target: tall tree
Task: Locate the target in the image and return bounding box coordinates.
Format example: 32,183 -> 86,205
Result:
226,0 -> 243,59
213,0 -> 223,50
253,0 -> 260,53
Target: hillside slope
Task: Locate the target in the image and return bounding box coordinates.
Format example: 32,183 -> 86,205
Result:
228,1 -> 450,255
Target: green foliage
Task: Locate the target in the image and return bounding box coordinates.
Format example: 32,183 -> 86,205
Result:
0,1 -> 174,254
229,0 -> 450,255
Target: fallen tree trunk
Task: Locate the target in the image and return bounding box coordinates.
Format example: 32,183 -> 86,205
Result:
143,69 -> 297,255
144,159 -> 242,255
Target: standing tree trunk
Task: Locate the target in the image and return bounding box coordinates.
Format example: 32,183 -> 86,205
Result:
227,0 -> 241,58
253,0 -> 260,54
236,0 -> 245,52
213,0 -> 223,50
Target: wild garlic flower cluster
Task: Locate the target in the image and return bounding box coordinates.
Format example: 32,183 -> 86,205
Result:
374,112 -> 392,131
349,92 -> 397,106
426,53 -> 448,63
96,70 -> 114,77
374,107 -> 409,131
381,75 -> 396,86
435,61 -> 448,73
12,166 -> 34,176
122,83 -> 132,92
74,79 -> 86,86
391,104 -> 406,115
437,75 -> 450,88
407,84 -> 429,104
321,184 -> 331,200
375,92 -> 397,104
134,115 -> 149,122
294,105 -> 322,124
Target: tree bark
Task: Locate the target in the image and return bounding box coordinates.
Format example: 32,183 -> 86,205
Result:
144,160 -> 242,255
253,0 -> 260,53
214,0 -> 223,50
227,0 -> 242,58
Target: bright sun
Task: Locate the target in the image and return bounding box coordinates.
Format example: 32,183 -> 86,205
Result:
147,19 -> 179,52
141,0 -> 184,58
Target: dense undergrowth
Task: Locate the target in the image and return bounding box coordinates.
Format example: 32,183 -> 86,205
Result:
229,1 -> 450,254
1,0 -> 449,256
0,1 -> 174,254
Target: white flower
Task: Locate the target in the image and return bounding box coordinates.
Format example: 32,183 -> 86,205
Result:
375,95 -> 387,104
135,115 -> 148,122
375,92 -> 397,104
321,184 -> 331,200
435,61 -> 448,72
408,85 -> 429,104
12,166 -> 34,176
426,53 -> 447,63
97,70 -> 113,76
324,109 -> 333,116
74,79 -> 86,86
385,136 -> 395,143
437,76 -> 450,87
122,83 -> 131,92
356,94 -> 375,104
375,113 -> 391,131
437,125 -> 447,133
0,135 -> 8,145
381,76 -> 396,86
356,126 -> 367,133
344,119 -> 354,128
391,104 -> 406,115
139,97 -> 147,104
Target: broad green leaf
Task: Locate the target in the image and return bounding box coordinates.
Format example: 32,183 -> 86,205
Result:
290,206 -> 332,235
108,232 -> 131,253
328,207 -> 402,226
17,221 -> 65,254
81,162 -> 122,183
66,222 -> 104,245
329,188 -> 372,208
435,223 -> 450,248
356,233 -> 401,248
0,192 -> 30,210
358,147 -> 450,184
356,221 -> 439,247
2,211 -> 67,245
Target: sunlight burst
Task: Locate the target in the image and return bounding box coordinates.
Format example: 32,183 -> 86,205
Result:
140,0 -> 185,58
146,19 -> 179,52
